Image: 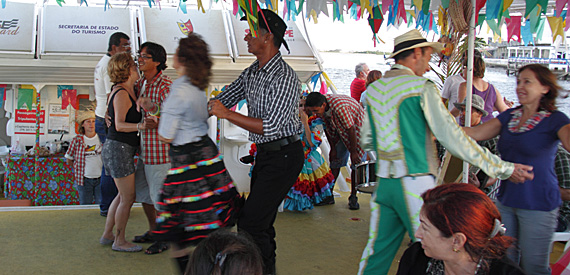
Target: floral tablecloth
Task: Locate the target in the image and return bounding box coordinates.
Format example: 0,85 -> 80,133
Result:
4,155 -> 79,206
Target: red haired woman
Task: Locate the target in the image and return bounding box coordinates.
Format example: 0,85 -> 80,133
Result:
397,183 -> 525,274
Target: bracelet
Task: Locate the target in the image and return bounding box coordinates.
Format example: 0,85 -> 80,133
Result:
148,103 -> 160,117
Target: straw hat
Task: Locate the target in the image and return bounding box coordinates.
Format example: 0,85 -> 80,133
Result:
389,29 -> 444,59
76,110 -> 95,133
453,94 -> 489,117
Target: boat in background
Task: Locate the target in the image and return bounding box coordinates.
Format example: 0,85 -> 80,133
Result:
485,41 -> 570,79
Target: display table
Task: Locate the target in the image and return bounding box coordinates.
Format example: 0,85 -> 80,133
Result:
3,155 -> 78,206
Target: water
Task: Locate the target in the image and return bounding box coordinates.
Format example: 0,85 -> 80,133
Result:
319,52 -> 570,116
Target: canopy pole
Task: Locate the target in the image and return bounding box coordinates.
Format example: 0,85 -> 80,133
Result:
462,0 -> 476,183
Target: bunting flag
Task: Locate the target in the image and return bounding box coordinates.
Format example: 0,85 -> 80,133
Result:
486,19 -> 501,37
382,0 -> 393,15
79,0 -> 87,6
2,0 -> 6,9
319,81 -> 328,94
179,0 -> 187,14
506,16 -> 522,42
322,72 -> 337,92
529,5 -> 541,33
20,85 -> 37,105
521,20 -> 533,46
407,10 -> 415,27
536,15 -> 546,40
18,89 -> 34,111
238,0 -> 259,37
55,0 -> 65,6
57,85 -> 73,99
556,0 -> 570,19
284,0 -> 297,21
547,16 -> 565,43
0,84 -> 6,109
398,0 -> 407,25
412,0 -> 422,12
486,0 -> 502,20
421,0 -> 430,14
440,0 -> 449,8
332,0 -> 342,22
437,6 -> 448,36
477,14 -> 486,28
62,89 -> 78,110
310,72 -> 322,92
474,0 -> 487,25
525,0 -> 548,17
306,0 -> 329,19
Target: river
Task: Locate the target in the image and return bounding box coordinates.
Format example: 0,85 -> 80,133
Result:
319,52 -> 570,116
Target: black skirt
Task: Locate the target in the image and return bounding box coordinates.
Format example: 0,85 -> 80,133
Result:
152,136 -> 242,246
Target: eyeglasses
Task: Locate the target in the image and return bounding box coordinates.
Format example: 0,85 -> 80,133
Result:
121,44 -> 131,49
137,54 -> 153,60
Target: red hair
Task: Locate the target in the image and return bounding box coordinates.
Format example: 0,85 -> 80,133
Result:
421,183 -> 512,268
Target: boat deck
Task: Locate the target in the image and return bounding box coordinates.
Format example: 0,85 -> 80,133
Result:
0,190 -> 565,274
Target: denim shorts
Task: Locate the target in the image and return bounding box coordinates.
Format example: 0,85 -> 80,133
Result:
102,139 -> 138,178
330,141 -> 350,169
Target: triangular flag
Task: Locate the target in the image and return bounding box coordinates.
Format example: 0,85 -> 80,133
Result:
486,0 -> 502,20
529,5 -> 542,33
521,20 -> 533,46
0,84 -> 6,109
486,19 -> 501,37
525,0 -> 547,17
311,72 -> 322,91
536,15 -> 546,40
319,81 -> 328,94
20,85 -> 36,105
556,0 -> 570,18
547,16 -> 565,44
18,89 -> 34,111
506,16 -> 522,42
62,89 -> 78,110
57,85 -> 73,99
382,0 -> 393,14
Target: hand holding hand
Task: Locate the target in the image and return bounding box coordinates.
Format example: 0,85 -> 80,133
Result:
208,99 -> 231,119
508,163 -> 534,183
144,116 -> 158,130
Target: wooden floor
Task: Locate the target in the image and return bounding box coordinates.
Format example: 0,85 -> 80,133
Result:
0,191 -> 565,274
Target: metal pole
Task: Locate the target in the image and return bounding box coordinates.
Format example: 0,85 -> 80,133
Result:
462,0 -> 476,183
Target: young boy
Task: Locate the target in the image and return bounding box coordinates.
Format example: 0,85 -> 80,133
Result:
65,111 -> 103,205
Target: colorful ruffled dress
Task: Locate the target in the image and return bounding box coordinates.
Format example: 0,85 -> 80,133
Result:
284,116 -> 335,211
152,136 -> 242,247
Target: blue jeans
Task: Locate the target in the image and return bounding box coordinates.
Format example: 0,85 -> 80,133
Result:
496,200 -> 558,275
96,116 -> 117,214
77,177 -> 102,205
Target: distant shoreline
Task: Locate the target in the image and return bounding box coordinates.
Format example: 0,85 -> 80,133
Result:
319,49 -> 390,55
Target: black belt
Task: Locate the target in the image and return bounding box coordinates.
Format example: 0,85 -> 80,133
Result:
257,135 -> 301,152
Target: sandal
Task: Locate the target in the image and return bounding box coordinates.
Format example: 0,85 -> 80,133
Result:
132,231 -> 154,243
145,241 -> 169,255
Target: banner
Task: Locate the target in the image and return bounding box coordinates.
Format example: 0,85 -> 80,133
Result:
14,109 -> 45,135
42,6 -> 131,54
0,2 -> 35,52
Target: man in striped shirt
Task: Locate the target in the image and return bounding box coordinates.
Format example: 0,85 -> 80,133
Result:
208,9 -> 303,275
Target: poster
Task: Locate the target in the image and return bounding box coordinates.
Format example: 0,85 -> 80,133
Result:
48,104 -> 70,134
14,109 -> 45,135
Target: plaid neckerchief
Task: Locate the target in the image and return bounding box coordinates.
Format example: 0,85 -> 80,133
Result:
508,108 -> 551,133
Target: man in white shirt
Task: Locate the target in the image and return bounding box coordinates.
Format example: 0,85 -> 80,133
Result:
93,32 -> 131,216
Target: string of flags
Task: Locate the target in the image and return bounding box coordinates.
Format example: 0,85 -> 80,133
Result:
2,0 -> 570,46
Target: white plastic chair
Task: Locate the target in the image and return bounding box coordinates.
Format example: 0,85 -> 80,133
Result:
552,231 -> 570,252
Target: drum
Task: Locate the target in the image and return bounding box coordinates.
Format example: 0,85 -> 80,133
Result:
355,161 -> 377,194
